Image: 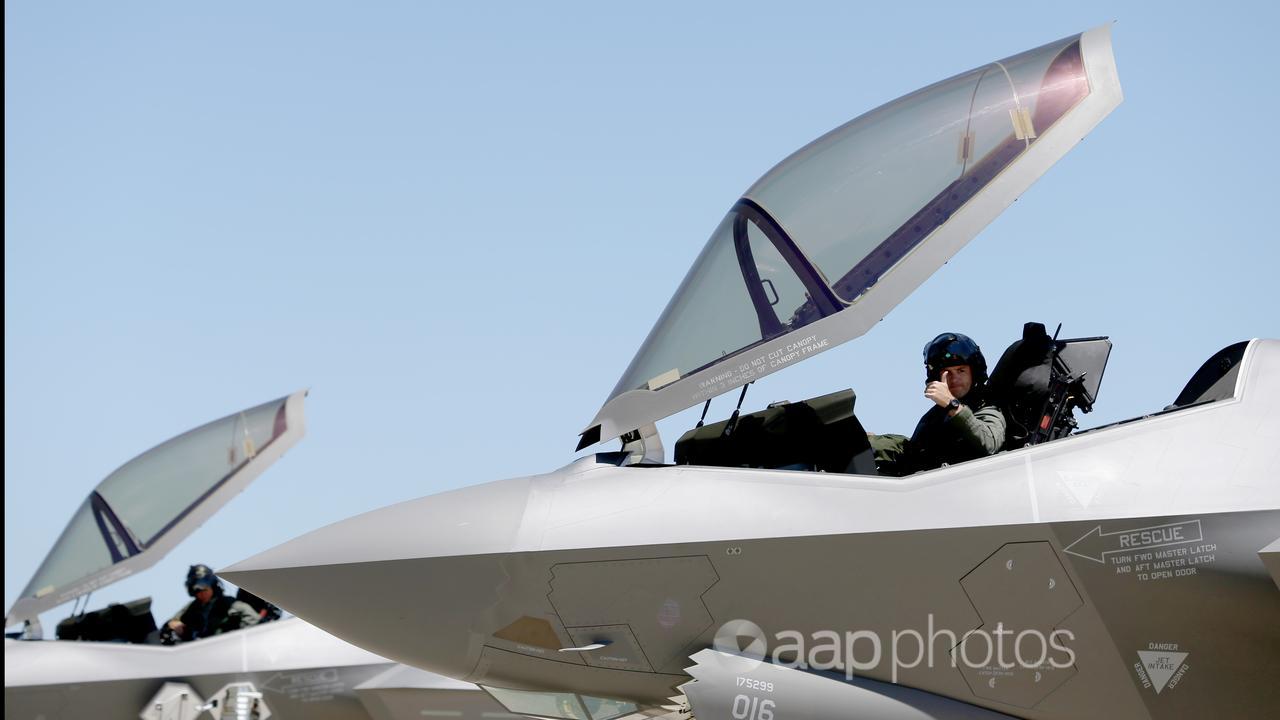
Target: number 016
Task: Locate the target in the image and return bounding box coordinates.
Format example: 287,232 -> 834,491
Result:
732,695 -> 775,720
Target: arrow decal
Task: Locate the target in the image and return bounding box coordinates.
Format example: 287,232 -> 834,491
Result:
1064,519 -> 1204,563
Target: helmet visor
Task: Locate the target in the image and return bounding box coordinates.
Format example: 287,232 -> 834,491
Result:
924,333 -> 981,372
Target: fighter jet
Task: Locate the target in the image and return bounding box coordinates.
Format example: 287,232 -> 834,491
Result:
4,392 -> 504,720
223,27 -> 1280,719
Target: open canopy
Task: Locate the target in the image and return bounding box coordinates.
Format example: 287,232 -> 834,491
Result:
582,27 -> 1122,448
5,391 -> 307,627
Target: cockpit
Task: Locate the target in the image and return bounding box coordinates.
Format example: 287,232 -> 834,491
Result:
667,331 -> 1249,477
5,392 -> 307,642
569,26 -> 1245,481
580,30 -> 1126,455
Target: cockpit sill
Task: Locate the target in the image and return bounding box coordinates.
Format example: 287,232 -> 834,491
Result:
585,339 -> 1260,480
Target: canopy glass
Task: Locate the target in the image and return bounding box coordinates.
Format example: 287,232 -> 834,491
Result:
6,392 -> 306,626
611,36 -> 1090,401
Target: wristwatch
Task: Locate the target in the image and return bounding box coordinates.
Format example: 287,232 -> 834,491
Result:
946,398 -> 962,412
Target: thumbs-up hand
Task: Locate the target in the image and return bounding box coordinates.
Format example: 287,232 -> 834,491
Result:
925,370 -> 956,409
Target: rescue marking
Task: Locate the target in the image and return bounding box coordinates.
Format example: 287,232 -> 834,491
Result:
1064,519 -> 1203,563
262,668 -> 345,702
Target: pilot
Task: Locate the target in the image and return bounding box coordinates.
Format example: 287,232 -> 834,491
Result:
871,333 -> 1006,476
164,564 -> 260,643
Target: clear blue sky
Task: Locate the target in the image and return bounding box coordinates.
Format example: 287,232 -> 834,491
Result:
6,2 -> 1279,631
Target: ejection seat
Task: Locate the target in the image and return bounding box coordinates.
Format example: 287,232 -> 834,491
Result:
987,322 -> 1111,449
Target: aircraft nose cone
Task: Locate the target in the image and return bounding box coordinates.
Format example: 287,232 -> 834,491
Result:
222,476 -> 535,678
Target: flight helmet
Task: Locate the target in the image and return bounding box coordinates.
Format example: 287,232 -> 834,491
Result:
186,563 -> 225,597
923,333 -> 988,384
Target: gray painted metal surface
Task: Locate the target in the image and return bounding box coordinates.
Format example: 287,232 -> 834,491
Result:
220,26 -> 1279,718
225,341 -> 1280,718
5,618 -> 503,720
3,392 -> 503,720
683,649 -> 1015,719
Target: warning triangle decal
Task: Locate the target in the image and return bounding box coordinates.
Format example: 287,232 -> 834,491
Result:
1137,650 -> 1188,694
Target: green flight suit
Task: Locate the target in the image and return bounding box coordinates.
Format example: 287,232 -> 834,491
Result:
871,394 -> 1006,476
168,595 -> 260,642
